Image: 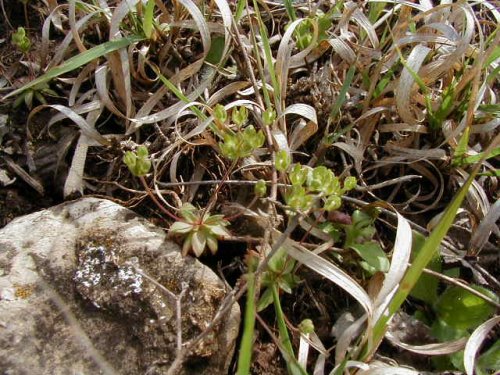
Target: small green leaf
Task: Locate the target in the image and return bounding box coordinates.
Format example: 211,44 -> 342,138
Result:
206,224 -> 230,237
206,36 -> 225,65
191,230 -> 207,257
263,108 -> 276,125
435,285 -> 498,330
324,195 -> 341,211
123,151 -> 137,170
123,147 -> 151,176
170,221 -> 194,234
12,27 -> 30,53
268,247 -> 288,273
206,234 -> 219,254
143,0 -> 155,39
343,176 -> 357,191
349,242 -> 390,273
257,287 -> 274,311
275,149 -> 291,172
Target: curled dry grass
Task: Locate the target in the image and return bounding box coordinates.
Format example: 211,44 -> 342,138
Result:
1,0 -> 499,374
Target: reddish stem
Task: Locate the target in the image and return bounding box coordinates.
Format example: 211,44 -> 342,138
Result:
140,176 -> 182,222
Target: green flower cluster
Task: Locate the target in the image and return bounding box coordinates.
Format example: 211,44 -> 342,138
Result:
285,163 -> 357,212
214,105 -> 266,161
12,27 -> 30,53
123,145 -> 151,177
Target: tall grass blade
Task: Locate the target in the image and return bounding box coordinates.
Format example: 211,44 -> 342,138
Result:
143,0 -> 155,39
3,35 -> 144,100
364,134 -> 500,359
236,269 -> 256,375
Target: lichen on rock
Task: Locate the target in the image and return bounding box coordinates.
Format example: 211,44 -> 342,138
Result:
0,198 -> 240,374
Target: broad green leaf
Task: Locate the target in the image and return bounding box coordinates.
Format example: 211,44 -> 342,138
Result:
349,242 -> 390,273
435,285 -> 498,330
364,133 -> 499,359
206,36 -> 225,64
169,221 -> 194,234
477,339 -> 500,373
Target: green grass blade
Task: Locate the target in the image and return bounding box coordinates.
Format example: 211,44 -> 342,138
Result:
143,0 -> 155,39
272,284 -> 307,375
236,271 -> 256,375
3,35 -> 144,100
364,135 -> 500,359
329,65 -> 356,120
252,0 -> 281,107
283,0 -> 297,21
235,0 -> 246,22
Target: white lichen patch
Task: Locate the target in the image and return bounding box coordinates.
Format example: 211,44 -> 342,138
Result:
111,266 -> 143,295
74,243 -> 143,306
74,245 -> 106,288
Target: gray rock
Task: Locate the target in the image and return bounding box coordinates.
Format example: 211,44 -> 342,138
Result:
0,198 -> 240,374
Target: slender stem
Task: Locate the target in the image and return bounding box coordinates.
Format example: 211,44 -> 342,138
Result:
224,196 -> 259,222
140,176 -> 182,221
202,159 -> 238,216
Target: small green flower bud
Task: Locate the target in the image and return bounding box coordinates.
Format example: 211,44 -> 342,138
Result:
298,319 -> 315,334
254,180 -> 267,197
263,108 -> 276,126
123,151 -> 137,170
289,164 -> 308,186
324,195 -> 342,211
232,106 -> 248,126
214,104 -> 227,123
343,176 -> 357,191
275,149 -> 291,172
136,145 -> 149,158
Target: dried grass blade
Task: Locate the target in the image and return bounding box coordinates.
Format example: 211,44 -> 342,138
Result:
328,37 -> 356,64
282,104 -> 318,126
469,199 -> 500,253
95,65 -> 128,119
395,44 -> 431,125
69,0 -> 87,53
373,212 -> 412,322
41,4 -> 68,67
276,18 -> 318,111
30,104 -> 109,145
386,332 -> 467,355
358,362 -> 420,375
64,107 -> 102,197
285,239 -> 373,316
64,134 -> 89,197
464,315 -> 500,375
346,2 -> 379,48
